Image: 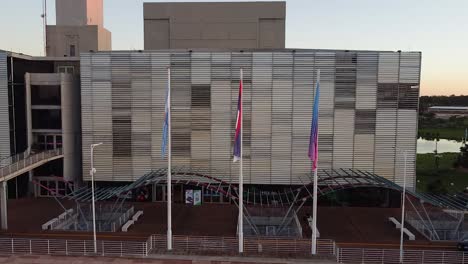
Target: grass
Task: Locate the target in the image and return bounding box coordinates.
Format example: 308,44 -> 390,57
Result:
416,153 -> 468,193
419,128 -> 466,141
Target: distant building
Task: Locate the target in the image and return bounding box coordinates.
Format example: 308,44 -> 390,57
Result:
46,0 -> 111,57
143,1 -> 285,50
428,106 -> 468,118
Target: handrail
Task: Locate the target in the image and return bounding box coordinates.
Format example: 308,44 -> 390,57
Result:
0,149 -> 30,168
0,148 -> 63,180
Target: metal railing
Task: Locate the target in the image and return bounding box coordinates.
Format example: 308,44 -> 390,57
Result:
150,234 -> 335,257
0,237 -> 148,257
0,148 -> 63,179
0,149 -> 30,168
337,247 -> 468,264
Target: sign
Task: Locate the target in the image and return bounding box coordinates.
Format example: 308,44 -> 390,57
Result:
193,190 -> 202,206
185,189 -> 193,204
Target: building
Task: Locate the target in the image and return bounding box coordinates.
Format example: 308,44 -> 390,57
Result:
0,51 -> 81,196
46,0 -> 111,57
80,50 -> 421,189
428,106 -> 468,119
144,2 -> 285,50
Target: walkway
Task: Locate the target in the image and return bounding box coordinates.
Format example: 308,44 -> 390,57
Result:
0,149 -> 64,230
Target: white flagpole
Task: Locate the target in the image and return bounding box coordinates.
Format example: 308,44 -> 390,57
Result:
238,68 -> 244,253
167,67 -> 172,250
311,69 -> 320,255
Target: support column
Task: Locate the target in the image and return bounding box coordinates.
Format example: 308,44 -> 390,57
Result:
0,181 -> 8,230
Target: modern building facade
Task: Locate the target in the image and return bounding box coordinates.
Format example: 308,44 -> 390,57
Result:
46,0 -> 111,57
81,50 -> 421,189
0,51 -> 81,195
144,2 -> 285,50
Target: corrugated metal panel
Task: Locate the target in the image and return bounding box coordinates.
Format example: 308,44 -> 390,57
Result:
0,52 -> 10,159
81,50 -> 421,188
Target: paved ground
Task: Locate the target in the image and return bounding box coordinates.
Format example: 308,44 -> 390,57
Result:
0,254 -> 336,263
0,198 -> 456,250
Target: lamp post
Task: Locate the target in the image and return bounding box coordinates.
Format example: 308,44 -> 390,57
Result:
395,147 -> 408,263
90,142 -> 103,254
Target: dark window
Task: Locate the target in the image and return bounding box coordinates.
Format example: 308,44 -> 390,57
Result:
31,85 -> 61,105
355,110 -> 377,134
69,45 -> 76,57
112,118 -> 131,157
398,84 -> 419,110
31,109 -> 61,129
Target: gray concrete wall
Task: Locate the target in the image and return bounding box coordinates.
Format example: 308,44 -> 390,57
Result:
144,2 -> 285,50
0,52 -> 10,160
98,27 -> 112,51
61,74 -> 81,182
26,73 -> 81,182
56,0 -> 103,27
46,25 -> 99,57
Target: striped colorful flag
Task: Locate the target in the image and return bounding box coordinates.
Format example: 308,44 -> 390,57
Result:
161,71 -> 170,158
308,76 -> 320,169
233,70 -> 243,162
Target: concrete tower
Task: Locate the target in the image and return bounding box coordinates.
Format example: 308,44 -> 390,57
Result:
46,0 -> 111,57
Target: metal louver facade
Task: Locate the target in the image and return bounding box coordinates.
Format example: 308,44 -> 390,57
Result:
0,51 -> 11,160
81,50 -> 421,188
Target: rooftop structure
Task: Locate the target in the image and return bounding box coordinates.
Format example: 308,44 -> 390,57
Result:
144,1 -> 285,49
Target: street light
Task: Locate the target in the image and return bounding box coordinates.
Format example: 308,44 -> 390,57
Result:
90,142 -> 103,254
395,147 -> 409,263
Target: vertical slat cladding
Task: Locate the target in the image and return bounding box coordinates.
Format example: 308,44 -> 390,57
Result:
0,52 -> 10,158
80,50 -> 420,187
271,52 -> 293,184
210,52 -> 231,182
171,52 -> 191,167
131,53 -> 152,181
354,52 -> 378,172
395,52 -> 421,188
231,52 -> 252,183
80,54 -> 93,181
111,52 -> 132,181
315,52 -> 335,172
151,53 -> 170,172
191,52 -> 211,172
375,53 -> 400,181
251,52 -> 272,184
333,52 -> 356,169
291,52 -> 314,184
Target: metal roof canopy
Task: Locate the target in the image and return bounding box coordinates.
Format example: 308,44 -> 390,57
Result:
62,167 -> 468,211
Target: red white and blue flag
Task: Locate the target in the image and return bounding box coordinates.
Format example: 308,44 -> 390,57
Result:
308,77 -> 320,169
233,70 -> 243,162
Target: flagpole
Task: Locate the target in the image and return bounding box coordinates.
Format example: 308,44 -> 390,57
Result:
238,68 -> 244,254
311,69 -> 320,255
167,67 -> 172,251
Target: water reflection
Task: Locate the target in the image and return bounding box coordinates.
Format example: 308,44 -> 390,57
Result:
417,138 -> 463,154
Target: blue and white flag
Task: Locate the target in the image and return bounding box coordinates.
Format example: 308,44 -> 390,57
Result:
161,69 -> 170,158
233,70 -> 243,162
308,73 -> 320,170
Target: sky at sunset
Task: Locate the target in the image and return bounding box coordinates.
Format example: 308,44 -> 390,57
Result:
0,0 -> 466,96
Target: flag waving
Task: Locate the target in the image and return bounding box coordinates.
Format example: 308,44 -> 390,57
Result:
233,69 -> 243,162
308,74 -> 320,169
161,69 -> 170,158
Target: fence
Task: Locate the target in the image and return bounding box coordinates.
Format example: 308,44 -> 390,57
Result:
0,237 -> 148,258
150,234 -> 335,257
337,247 -> 468,264
0,148 -> 63,179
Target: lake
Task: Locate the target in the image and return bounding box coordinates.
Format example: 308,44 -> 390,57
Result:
417,138 -> 463,154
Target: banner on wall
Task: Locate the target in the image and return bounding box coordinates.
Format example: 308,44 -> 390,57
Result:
193,190 -> 202,206
185,189 -> 193,204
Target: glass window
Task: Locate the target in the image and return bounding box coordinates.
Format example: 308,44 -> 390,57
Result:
70,45 -> 76,57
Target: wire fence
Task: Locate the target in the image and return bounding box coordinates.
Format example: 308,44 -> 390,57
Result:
150,234 -> 335,257
337,247 -> 468,264
0,237 -> 148,257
